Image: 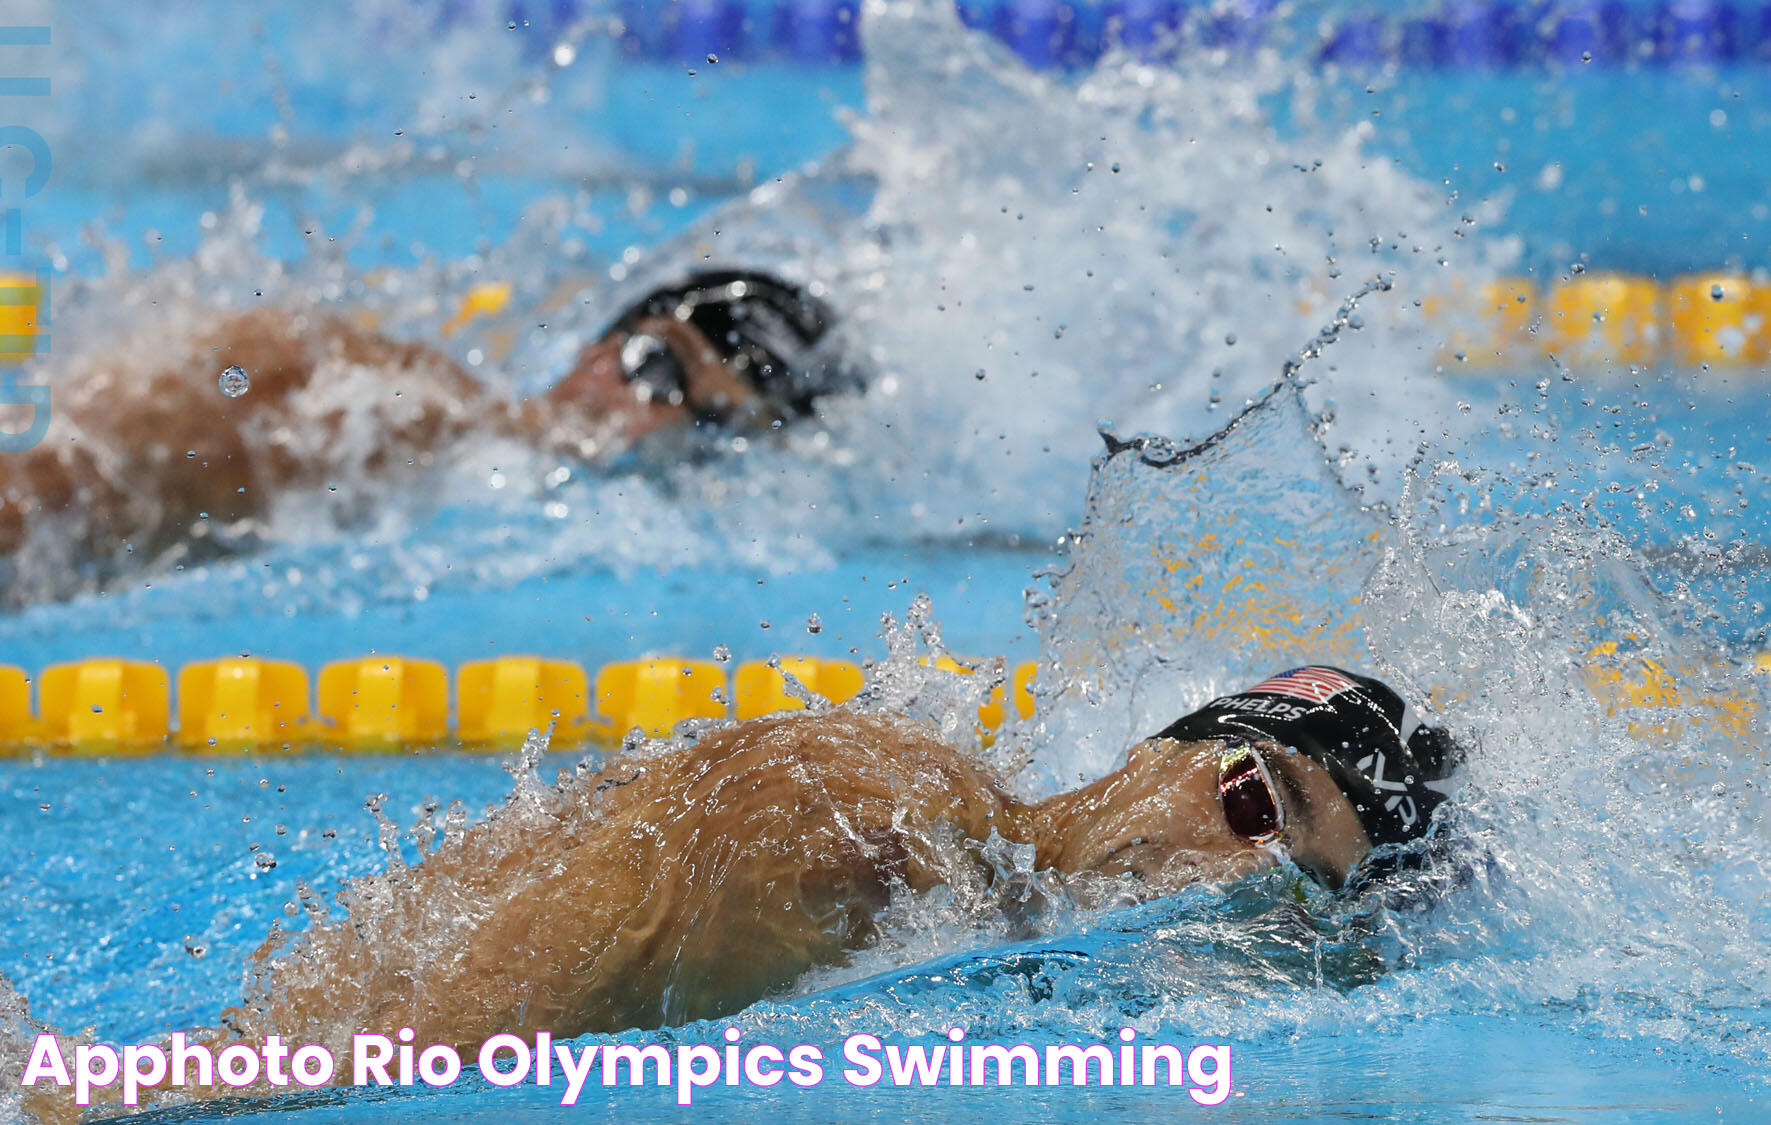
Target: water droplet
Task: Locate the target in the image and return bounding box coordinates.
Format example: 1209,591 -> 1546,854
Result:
183,937 -> 207,959
706,53 -> 719,64
806,612 -> 823,635
1711,284 -> 1725,301
1581,50 -> 1593,63
1224,333 -> 1237,346
712,643 -> 731,664
254,852 -> 278,870
974,368 -> 987,380
219,365 -> 251,398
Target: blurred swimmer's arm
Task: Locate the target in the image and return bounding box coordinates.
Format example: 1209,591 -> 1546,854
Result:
0,441 -> 120,557
0,308 -> 523,562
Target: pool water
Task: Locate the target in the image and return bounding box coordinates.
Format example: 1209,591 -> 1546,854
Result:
5,1 -> 1771,1122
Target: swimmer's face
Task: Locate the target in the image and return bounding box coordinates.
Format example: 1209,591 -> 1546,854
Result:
1050,737 -> 1373,894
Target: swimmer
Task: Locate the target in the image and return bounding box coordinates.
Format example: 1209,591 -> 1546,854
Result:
237,667 -> 1459,1048
0,270 -> 858,599
17,666 -> 1460,1120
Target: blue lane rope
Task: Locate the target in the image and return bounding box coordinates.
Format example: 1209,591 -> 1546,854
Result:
484,1 -> 1771,70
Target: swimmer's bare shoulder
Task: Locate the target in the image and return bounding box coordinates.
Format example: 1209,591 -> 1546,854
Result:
0,306 -> 509,565
240,711 -> 1009,1052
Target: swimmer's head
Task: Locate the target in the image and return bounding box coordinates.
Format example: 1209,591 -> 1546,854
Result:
603,269 -> 860,423
1155,667 -> 1465,890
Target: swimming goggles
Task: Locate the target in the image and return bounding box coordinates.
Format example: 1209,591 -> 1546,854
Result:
1218,740 -> 1286,845
618,331 -> 689,407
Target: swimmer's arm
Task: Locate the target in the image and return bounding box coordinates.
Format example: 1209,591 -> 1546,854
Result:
239,717 -> 995,1052
0,442 -> 115,557
235,816 -> 874,1049
0,309 -> 526,563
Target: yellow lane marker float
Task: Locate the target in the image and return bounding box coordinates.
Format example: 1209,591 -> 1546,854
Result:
0,664 -> 32,750
592,658 -> 728,744
1544,273 -> 1663,370
457,656 -> 591,747
1665,273 -> 1770,368
317,656 -> 450,749
176,658 -> 312,751
1582,640 -> 1758,743
0,270 -> 41,365
1425,277 -> 1539,369
733,657 -> 865,720
918,655 -> 1039,731
38,659 -> 170,753
440,280 -> 513,338
1422,271 -> 1771,372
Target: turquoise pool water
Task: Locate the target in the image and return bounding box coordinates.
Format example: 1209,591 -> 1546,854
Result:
5,1 -> 1771,1122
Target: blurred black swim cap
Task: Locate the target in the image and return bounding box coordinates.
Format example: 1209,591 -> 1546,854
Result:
608,269 -> 861,417
1155,666 -> 1464,853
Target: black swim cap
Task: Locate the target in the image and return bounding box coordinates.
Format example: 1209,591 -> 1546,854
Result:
1154,666 -> 1463,851
608,269 -> 860,417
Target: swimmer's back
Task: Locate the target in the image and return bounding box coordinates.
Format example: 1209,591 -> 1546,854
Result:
243,711 -> 1007,1049
490,710 -> 1011,1033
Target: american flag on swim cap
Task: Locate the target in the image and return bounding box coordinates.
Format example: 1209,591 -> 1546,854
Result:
1248,666 -> 1357,704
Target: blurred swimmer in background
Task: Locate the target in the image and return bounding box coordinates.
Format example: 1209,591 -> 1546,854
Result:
0,269 -> 861,600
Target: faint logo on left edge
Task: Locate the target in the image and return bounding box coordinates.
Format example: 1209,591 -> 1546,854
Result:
0,23 -> 51,453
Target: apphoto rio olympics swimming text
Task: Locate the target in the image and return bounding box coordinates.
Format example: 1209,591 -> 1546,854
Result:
18,1025 -> 1234,1107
